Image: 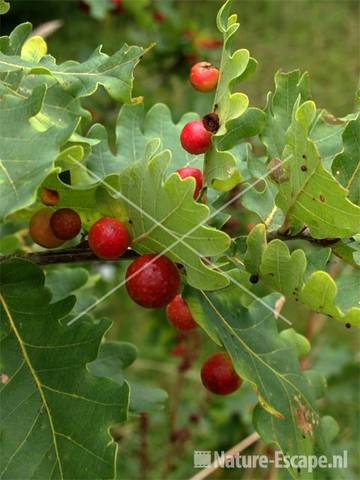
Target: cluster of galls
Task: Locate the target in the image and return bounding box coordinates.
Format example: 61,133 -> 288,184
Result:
166,295 -> 241,395
180,62 -> 220,155
32,187 -> 241,395
28,61 -> 242,396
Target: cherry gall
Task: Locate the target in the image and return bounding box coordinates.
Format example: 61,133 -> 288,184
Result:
176,167 -> 203,199
190,62 -> 219,92
88,217 -> 130,260
29,208 -> 64,249
126,254 -> 180,308
180,120 -> 212,155
112,0 -> 123,15
50,208 -> 81,240
201,352 -> 241,395
166,294 -> 197,330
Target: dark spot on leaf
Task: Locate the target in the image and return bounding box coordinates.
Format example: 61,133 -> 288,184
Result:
249,274 -> 259,284
328,314 -> 333,319
300,165 -> 307,172
269,272 -> 275,277
297,467 -> 301,473
302,154 -> 306,159
295,298 -> 299,302
319,194 -> 325,202
302,434 -> 306,439
345,323 -> 351,329
129,220 -> 133,224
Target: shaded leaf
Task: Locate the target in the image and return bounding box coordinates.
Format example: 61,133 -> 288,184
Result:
185,286 -> 335,479
86,103 -> 199,179
310,111 -> 346,170
331,114 -> 360,205
88,341 -> 168,413
0,259 -> 129,479
277,101 -> 360,238
0,86 -> 76,220
261,70 -> 310,158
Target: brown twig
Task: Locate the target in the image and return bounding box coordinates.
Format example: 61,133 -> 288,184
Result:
163,331 -> 201,476
0,244 -> 138,265
0,228 -> 342,266
266,230 -> 340,247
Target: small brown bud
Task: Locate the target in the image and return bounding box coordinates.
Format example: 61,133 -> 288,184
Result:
202,112 -> 220,133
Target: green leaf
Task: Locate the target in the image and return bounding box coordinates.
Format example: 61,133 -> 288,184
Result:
335,270 -> 360,313
331,114 -> 360,205
184,286 -> 335,479
119,149 -> 231,290
87,103 -> 200,179
310,111 -> 346,170
331,237 -> 360,267
0,0 -> 10,14
260,240 -> 307,296
0,259 -> 129,479
0,23 -> 145,220
204,0 -> 258,191
82,0 -> 112,20
261,70 -> 310,158
242,225 -> 360,326
204,148 -> 241,192
88,341 -> 168,413
216,107 -> 266,151
21,35 -> 47,63
301,272 -> 360,327
303,244 -> 331,279
280,329 -> 311,358
0,234 -> 21,255
44,267 -> 90,302
241,180 -> 284,230
0,24 -> 89,139
214,1 -> 254,132
129,383 -> 168,413
88,341 -> 138,383
277,101 -> 360,238
0,86 -> 76,220
244,223 -> 266,274
0,38 -> 145,103
0,23 -> 32,56
95,186 -> 129,224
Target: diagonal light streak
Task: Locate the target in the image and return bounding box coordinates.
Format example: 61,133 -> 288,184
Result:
67,153 -> 293,326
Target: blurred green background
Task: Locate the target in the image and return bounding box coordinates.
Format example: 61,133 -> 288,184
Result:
3,1 -> 359,478
4,0 -> 359,121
